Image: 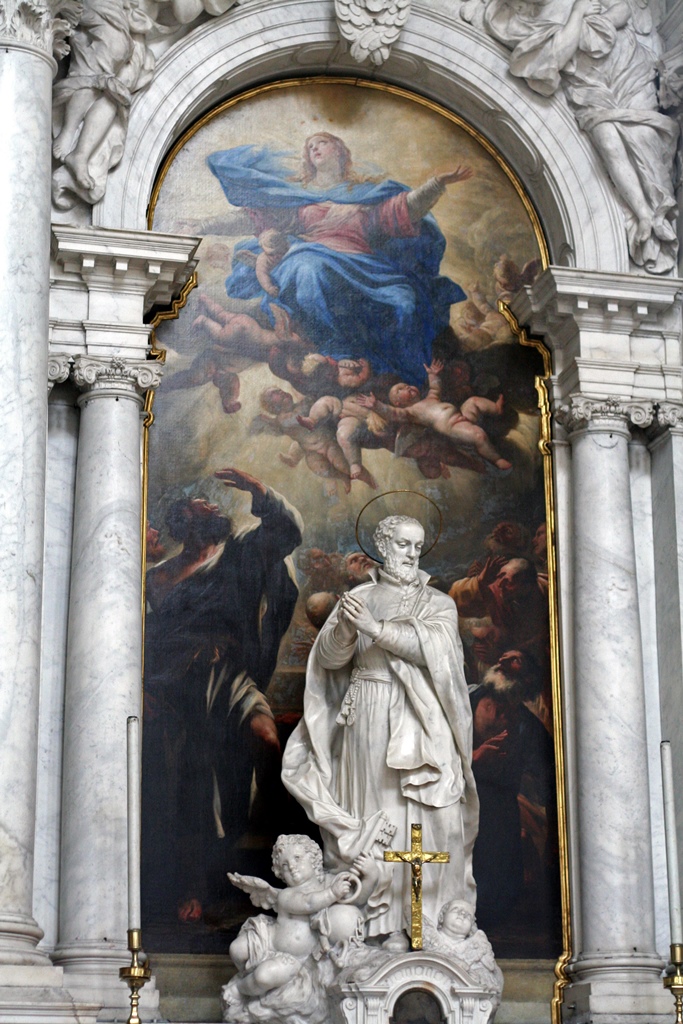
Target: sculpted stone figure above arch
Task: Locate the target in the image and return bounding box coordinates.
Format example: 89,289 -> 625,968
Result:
467,0 -> 680,273
50,0 -> 239,210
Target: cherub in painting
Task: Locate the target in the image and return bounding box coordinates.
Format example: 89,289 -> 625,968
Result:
252,387 -> 375,494
295,391 -> 394,486
357,360 -> 512,471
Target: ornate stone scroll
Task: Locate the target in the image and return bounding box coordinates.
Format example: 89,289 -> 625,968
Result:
48,353 -> 72,392
71,354 -> 162,396
0,0 -> 80,57
334,0 -> 411,65
555,395 -> 656,434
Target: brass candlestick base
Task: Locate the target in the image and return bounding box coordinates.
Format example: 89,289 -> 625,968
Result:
119,928 -> 152,1024
664,943 -> 683,1024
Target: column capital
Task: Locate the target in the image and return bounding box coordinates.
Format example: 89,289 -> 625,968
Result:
657,402 -> 683,430
48,354 -> 72,393
555,394 -> 655,436
648,402 -> 683,450
72,355 -> 162,402
0,0 -> 76,64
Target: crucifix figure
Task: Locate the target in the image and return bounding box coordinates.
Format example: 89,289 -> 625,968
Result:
384,823 -> 450,950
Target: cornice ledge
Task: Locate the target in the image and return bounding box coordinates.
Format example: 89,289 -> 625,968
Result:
509,267 -> 683,336
51,226 -> 200,310
51,225 -> 201,264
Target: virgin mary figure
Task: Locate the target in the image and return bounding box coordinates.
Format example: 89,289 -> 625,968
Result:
205,133 -> 470,386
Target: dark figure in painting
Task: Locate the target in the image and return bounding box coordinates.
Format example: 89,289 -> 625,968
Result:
469,655 -> 554,933
450,551 -> 552,728
142,468 -> 302,934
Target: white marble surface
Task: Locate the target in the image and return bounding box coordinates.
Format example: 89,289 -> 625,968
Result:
33,390 -> 80,954
94,0 -> 628,276
628,438 -> 670,957
551,437 -> 584,951
54,364 -> 159,1015
570,414 -> 657,954
650,425 -> 683,950
563,409 -> 670,1020
0,45 -> 54,966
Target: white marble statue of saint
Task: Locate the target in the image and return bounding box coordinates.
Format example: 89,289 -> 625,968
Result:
282,514 -> 479,949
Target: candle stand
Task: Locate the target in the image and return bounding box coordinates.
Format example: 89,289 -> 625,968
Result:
119,928 -> 152,1024
664,943 -> 683,1024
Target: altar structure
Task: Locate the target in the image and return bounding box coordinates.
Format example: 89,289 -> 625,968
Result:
0,0 -> 682,1021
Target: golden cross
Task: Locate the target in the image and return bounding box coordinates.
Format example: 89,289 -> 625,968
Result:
383,823 -> 450,950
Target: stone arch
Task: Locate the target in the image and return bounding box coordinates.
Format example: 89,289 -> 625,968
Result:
95,0 -> 629,275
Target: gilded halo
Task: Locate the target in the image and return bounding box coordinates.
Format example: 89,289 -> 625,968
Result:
355,490 -> 443,562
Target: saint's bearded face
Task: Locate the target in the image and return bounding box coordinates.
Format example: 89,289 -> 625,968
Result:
380,521 -> 424,583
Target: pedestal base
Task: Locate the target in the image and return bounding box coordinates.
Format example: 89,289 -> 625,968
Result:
0,965 -> 100,1024
54,944 -> 163,1020
562,957 -> 673,1024
60,971 -> 163,1022
334,949 -> 502,1024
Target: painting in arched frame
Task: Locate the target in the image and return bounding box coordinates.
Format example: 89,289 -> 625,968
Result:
143,78 -> 562,965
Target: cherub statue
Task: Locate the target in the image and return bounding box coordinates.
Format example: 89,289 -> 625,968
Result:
423,899 -> 504,1003
222,834 -> 374,1023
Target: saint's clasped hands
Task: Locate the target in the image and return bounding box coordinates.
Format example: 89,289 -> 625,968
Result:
337,591 -> 382,642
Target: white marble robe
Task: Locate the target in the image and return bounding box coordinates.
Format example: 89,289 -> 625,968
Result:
282,568 -> 478,936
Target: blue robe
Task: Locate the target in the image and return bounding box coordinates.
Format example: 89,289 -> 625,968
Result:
207,146 -> 465,386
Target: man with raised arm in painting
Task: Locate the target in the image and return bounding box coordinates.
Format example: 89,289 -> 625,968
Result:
143,468 -> 303,932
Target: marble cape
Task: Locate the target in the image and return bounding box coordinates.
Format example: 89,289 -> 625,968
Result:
281,568 -> 479,931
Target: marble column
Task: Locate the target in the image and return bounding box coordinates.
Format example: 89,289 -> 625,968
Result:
33,379 -> 79,954
628,436 -> 668,957
650,405 -> 683,936
53,355 -> 162,1015
557,396 -> 670,1022
0,0 -> 61,976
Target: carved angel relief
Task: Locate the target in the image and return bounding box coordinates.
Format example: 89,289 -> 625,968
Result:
51,0 -> 239,212
334,0 -> 411,66
474,0 -> 679,274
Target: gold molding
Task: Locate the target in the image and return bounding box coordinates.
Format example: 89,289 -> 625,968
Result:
499,301 -> 571,1024
142,77 -> 566,1012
